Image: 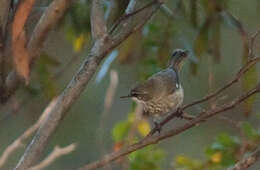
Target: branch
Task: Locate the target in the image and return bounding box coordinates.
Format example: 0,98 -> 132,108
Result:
249,28 -> 260,57
111,0 -> 162,44
14,1 -> 161,170
0,0 -> 12,100
96,70 -> 118,170
28,143 -> 76,170
228,148 -> 260,170
0,0 -> 11,37
91,0 -> 107,40
0,98 -> 58,169
78,83 -> 260,170
3,0 -> 74,103
147,56 -> 260,136
109,0 -> 159,34
183,56 -> 260,110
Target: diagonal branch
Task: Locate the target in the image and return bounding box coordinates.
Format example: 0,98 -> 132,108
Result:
183,56 -> 260,110
0,0 -> 12,90
147,56 -> 260,136
78,83 -> 260,170
14,1 -> 162,170
91,0 -> 107,40
228,148 -> 260,170
109,0 -> 159,34
0,98 -> 57,169
28,143 -> 76,170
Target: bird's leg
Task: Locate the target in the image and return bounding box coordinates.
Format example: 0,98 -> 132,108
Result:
153,121 -> 162,134
153,115 -> 162,134
175,108 -> 183,117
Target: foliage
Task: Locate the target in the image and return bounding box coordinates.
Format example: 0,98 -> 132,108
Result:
129,146 -> 165,170
112,111 -> 165,170
241,122 -> 260,141
173,124 -> 260,170
205,133 -> 240,166
63,0 -> 91,52
34,53 -> 60,99
2,0 -> 259,169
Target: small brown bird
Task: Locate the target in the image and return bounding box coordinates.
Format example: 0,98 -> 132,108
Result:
121,49 -> 188,127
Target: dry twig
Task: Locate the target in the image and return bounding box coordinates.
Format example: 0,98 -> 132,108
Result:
0,98 -> 58,169
28,143 -> 76,170
228,148 -> 260,170
148,56 -> 260,136
78,82 -> 260,170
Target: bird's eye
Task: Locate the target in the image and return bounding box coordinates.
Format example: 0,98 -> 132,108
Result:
172,51 -> 178,56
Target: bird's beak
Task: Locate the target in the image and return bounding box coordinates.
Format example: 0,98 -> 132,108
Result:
185,50 -> 198,64
183,50 -> 189,58
120,95 -> 132,98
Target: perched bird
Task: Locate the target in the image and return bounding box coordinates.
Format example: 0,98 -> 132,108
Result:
121,49 -> 189,128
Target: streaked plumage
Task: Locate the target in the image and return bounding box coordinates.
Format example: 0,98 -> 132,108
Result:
121,49 -> 188,121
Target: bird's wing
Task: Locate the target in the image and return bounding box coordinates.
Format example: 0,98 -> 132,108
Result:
148,68 -> 179,95
130,79 -> 154,101
131,68 -> 179,100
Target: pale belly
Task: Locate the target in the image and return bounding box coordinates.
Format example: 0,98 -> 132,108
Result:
142,87 -> 184,117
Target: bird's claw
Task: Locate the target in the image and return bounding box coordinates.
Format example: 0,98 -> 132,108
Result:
154,121 -> 162,134
175,108 -> 183,118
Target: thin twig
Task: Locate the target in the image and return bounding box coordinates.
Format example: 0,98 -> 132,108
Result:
0,98 -> 58,169
109,0 -> 161,34
216,115 -> 241,130
147,56 -> 260,136
97,70 -> 118,170
78,83 -> 260,170
249,28 -> 260,57
28,143 -> 76,170
183,57 -> 258,110
228,148 -> 260,170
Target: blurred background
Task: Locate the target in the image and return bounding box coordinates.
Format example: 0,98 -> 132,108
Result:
0,0 -> 260,169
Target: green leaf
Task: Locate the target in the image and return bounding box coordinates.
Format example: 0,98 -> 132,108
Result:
24,86 -> 41,96
190,62 -> 199,75
190,0 -> 198,28
112,121 -> 130,142
221,152 -> 236,166
205,133 -> 240,158
175,155 -> 201,168
40,53 -> 60,66
194,18 -> 211,58
36,54 -> 58,99
129,146 -> 165,170
241,122 -> 260,140
216,133 -> 240,148
211,16 -> 221,63
241,65 -> 258,116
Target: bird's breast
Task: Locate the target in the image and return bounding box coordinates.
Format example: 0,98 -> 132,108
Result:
142,86 -> 184,117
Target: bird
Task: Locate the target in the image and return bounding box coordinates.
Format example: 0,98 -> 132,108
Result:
121,49 -> 189,130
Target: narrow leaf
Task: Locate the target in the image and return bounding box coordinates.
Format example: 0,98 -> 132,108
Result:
12,0 -> 36,82
194,18 -> 211,58
211,16 -> 221,63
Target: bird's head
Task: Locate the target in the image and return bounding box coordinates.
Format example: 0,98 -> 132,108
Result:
168,49 -> 189,71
